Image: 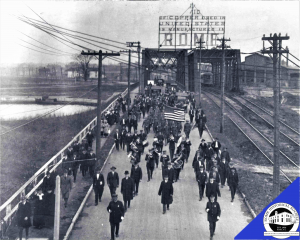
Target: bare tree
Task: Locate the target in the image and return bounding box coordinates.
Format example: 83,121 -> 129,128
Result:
74,54 -> 94,81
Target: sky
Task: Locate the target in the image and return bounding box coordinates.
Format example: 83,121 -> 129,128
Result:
0,0 -> 299,66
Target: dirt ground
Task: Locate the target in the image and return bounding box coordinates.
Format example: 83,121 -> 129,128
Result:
201,94 -> 291,214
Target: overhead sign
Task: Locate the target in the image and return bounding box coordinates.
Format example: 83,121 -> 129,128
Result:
159,9 -> 225,48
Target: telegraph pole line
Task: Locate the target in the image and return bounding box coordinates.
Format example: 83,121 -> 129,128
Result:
217,37 -> 230,133
81,50 -> 120,166
196,38 -> 205,107
261,33 -> 289,200
190,3 -> 194,50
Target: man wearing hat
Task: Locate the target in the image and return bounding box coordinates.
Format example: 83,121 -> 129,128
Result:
220,147 -> 231,163
107,194 -> 125,240
16,195 -> 32,240
189,106 -> 195,123
167,134 -> 176,161
206,177 -> 221,201
114,129 -> 121,151
160,150 -> 170,180
145,149 -> 155,182
211,138 -> 222,157
228,166 -> 239,202
107,167 -> 119,197
219,158 -> 228,188
164,162 -> 175,183
206,195 -> 221,240
121,171 -> 135,211
196,165 -> 207,201
158,175 -> 174,214
130,163 -> 142,196
184,120 -> 192,139
61,169 -> 73,208
93,169 -> 105,205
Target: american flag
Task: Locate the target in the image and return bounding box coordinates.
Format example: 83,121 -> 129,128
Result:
164,105 -> 185,122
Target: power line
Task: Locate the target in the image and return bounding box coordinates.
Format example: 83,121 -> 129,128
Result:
19,31 -> 76,55
16,42 -> 72,57
0,86 -> 97,136
16,15 -> 127,46
18,38 -> 73,56
17,15 -> 82,52
17,15 -> 129,51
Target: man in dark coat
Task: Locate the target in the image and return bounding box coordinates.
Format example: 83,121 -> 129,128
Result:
86,129 -> 94,148
196,114 -> 207,139
211,138 -> 222,157
125,132 -> 132,154
114,129 -> 121,151
220,147 -> 230,163
163,162 -> 175,183
158,175 -> 174,214
168,134 -> 176,161
206,195 -> 221,240
206,177 -> 221,201
219,158 -> 228,188
121,171 -> 135,212
196,166 -> 207,201
184,138 -> 192,163
228,167 -> 239,202
145,149 -> 155,182
160,150 -> 170,180
42,171 -> 55,194
130,164 -> 142,196
189,107 -> 195,123
17,195 -> 32,240
93,169 -> 105,205
183,120 -> 192,139
107,166 -> 119,197
120,127 -> 127,151
107,194 -> 125,240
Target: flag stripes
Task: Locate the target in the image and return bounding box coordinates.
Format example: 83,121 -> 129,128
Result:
164,105 -> 185,122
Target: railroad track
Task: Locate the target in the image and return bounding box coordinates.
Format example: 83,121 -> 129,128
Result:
240,96 -> 300,135
203,90 -> 298,184
204,89 -> 300,167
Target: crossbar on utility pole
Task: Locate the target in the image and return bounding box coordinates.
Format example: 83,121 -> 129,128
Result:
196,38 -> 206,107
217,37 -> 231,133
81,50 -> 120,166
261,33 -> 289,200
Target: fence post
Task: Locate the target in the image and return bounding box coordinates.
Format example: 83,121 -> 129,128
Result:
54,175 -> 61,240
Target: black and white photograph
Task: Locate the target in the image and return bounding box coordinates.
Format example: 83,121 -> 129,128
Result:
0,1 -> 299,239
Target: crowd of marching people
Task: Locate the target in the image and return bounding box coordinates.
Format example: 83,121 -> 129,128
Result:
15,83 -> 239,240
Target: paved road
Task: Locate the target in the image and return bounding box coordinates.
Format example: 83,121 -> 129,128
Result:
69,100 -> 252,240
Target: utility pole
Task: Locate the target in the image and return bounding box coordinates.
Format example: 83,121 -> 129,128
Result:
119,63 -> 123,82
261,33 -> 289,200
217,37 -> 231,133
190,3 -> 194,50
137,42 -> 141,94
81,50 -> 120,166
196,38 -> 205,107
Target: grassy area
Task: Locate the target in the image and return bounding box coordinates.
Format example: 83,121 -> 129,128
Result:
202,93 -> 290,215
0,82 -> 134,205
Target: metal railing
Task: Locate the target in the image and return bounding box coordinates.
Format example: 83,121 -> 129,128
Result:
0,88 -> 128,232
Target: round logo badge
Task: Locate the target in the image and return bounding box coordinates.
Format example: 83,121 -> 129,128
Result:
263,202 -> 299,239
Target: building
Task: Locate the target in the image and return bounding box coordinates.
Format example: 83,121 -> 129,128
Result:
241,53 -> 300,88
268,211 -> 293,225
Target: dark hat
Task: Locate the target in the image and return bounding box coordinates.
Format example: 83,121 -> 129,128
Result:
111,166 -> 116,170
124,170 -> 129,175
140,129 -> 143,132
64,169 -> 68,173
112,193 -> 118,198
163,175 -> 169,179
229,162 -> 234,167
201,139 -> 205,142
199,165 -> 204,168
